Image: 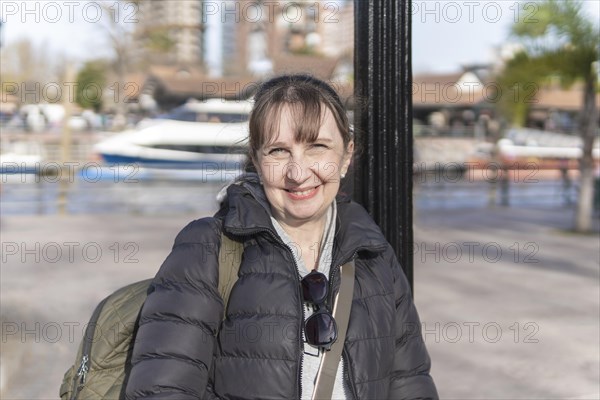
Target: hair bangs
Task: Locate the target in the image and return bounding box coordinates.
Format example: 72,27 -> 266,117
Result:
256,88 -> 325,149
248,75 -> 351,164
288,91 -> 323,144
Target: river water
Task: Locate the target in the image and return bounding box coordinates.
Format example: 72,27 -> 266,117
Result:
0,167 -> 580,216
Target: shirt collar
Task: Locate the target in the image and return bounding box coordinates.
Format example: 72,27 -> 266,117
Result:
269,202 -> 337,278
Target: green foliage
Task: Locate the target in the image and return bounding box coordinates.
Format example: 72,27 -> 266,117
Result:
291,46 -> 319,56
147,29 -> 176,53
75,60 -> 108,112
510,0 -> 598,78
496,51 -> 549,126
497,0 -> 599,125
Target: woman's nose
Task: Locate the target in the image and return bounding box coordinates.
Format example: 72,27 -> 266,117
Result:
285,160 -> 305,182
285,152 -> 314,182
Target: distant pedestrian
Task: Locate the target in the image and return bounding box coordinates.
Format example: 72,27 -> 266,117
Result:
559,158 -> 572,205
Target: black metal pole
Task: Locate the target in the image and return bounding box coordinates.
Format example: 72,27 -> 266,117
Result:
353,0 -> 414,292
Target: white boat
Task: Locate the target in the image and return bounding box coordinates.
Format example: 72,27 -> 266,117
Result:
95,99 -> 251,169
138,98 -> 252,127
95,120 -> 249,169
0,140 -> 46,174
498,128 -> 599,161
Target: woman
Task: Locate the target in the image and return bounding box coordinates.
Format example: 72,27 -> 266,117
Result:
126,75 -> 438,399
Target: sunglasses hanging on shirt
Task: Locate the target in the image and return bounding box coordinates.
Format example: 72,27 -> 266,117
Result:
301,269 -> 338,351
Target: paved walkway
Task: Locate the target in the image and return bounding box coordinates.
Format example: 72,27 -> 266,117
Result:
414,206 -> 599,399
1,206 -> 598,399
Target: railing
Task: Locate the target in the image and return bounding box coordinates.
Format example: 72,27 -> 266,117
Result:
414,125 -> 482,138
414,173 -> 581,210
1,169 -> 594,216
1,132 -> 598,215
0,170 -> 228,216
0,132 -> 99,164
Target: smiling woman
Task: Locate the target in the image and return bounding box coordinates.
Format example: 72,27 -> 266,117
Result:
249,75 -> 354,277
125,75 -> 438,399
253,85 -> 352,237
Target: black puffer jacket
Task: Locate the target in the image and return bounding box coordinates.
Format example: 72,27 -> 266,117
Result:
126,177 -> 437,399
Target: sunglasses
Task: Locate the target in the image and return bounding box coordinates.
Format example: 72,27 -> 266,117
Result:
301,269 -> 338,351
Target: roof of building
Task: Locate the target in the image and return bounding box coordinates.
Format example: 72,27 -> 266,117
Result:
121,73 -> 147,101
412,71 -> 489,107
144,66 -> 257,100
272,54 -> 340,81
0,92 -> 19,104
532,83 -> 600,111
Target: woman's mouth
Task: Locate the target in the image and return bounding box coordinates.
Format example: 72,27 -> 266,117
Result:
285,185 -> 320,200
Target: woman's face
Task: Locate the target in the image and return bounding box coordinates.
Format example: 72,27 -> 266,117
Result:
255,106 -> 353,228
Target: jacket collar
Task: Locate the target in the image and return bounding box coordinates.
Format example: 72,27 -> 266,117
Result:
220,173 -> 274,234
220,173 -> 389,263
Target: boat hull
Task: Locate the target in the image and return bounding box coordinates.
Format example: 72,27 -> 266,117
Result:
99,153 -> 245,170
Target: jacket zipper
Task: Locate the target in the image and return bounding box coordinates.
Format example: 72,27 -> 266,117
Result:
227,226 -> 305,399
227,225 -> 367,399
275,236 -> 305,400
342,349 -> 359,399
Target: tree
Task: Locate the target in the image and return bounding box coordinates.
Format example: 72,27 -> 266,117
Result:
0,38 -> 56,92
505,0 -> 599,232
496,51 -> 549,127
90,1 -> 137,128
75,60 -> 108,112
147,28 -> 176,54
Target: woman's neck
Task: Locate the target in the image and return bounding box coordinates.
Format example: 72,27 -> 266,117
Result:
278,216 -> 326,248
277,215 -> 328,271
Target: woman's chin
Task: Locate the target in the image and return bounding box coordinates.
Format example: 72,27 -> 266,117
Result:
280,204 -> 327,225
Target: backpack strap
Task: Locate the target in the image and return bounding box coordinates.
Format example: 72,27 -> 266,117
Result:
69,295 -> 110,400
62,231 -> 243,400
218,232 -> 243,314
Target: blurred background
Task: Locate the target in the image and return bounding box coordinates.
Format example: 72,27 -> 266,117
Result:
0,0 -> 599,398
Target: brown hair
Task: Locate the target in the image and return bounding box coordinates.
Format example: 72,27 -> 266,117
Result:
248,75 -> 351,163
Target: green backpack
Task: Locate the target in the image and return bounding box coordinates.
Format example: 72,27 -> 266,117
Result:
59,233 -> 243,400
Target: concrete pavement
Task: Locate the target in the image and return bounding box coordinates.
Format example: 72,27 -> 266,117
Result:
414,206 -> 599,399
1,206 -> 598,399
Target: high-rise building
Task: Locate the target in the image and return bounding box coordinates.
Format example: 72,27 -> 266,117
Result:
317,1 -> 354,58
134,0 -> 205,67
220,0 -> 279,77
220,0 -> 354,78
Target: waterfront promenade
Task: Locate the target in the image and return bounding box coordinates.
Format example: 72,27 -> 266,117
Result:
1,205 -> 598,399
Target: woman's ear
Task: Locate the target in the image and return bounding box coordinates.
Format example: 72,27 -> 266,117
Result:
341,141 -> 354,177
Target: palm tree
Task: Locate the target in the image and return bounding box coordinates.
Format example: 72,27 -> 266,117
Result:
507,0 -> 598,232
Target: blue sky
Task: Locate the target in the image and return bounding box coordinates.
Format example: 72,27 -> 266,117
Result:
1,0 -> 599,74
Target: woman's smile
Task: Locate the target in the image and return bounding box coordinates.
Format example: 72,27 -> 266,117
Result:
285,185 -> 321,200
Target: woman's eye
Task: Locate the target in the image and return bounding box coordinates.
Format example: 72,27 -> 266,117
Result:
268,148 -> 287,155
310,143 -> 328,150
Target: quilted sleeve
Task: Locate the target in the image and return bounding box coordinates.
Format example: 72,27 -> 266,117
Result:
125,218 -> 224,399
